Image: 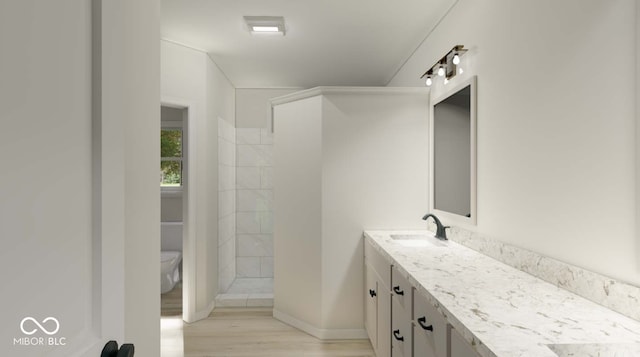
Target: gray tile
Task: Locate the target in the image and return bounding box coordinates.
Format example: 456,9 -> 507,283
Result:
236,167 -> 261,189
237,189 -> 272,212
237,257 -> 261,278
237,212 -> 261,234
260,256 -> 274,277
237,234 -> 273,257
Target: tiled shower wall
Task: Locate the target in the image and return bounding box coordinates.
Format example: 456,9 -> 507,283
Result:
236,128 -> 274,278
218,118 -> 236,292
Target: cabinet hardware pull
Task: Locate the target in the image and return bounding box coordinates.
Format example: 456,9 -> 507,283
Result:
393,286 -> 404,295
393,329 -> 404,341
417,316 -> 433,331
369,289 -> 376,298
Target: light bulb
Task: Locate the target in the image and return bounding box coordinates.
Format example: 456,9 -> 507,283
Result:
452,54 -> 460,65
252,26 -> 280,32
425,76 -> 432,86
458,67 -> 464,74
444,77 -> 449,85
437,65 -> 445,77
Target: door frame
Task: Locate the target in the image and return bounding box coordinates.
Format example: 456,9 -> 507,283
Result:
161,97 -> 197,323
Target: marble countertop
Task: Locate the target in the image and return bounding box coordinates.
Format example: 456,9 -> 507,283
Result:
548,343 -> 640,357
364,230 -> 640,357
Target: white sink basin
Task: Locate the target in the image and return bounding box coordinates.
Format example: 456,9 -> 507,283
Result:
389,234 -> 447,247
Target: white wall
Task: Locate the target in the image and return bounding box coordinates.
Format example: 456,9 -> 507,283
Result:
161,40 -> 235,315
236,88 -> 301,128
100,1 -> 161,355
389,0 -> 640,285
274,96 -> 324,329
320,92 -> 429,330
273,89 -> 429,336
118,1 -> 161,352
0,1 -> 94,355
0,1 -> 161,355
206,55 -> 236,302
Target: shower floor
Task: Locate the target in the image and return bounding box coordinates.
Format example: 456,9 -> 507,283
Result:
215,277 -> 273,307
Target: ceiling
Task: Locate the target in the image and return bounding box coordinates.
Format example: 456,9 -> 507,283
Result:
161,0 -> 457,88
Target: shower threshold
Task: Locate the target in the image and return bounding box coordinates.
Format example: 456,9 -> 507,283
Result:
215,277 -> 273,307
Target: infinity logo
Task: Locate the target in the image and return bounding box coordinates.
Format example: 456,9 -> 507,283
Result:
20,317 -> 60,336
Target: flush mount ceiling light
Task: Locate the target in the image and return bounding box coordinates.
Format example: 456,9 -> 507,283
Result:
420,45 -> 468,86
244,16 -> 286,36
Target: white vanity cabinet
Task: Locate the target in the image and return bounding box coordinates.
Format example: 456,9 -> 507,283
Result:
364,238 -> 482,357
365,240 -> 391,357
450,327 -> 481,357
413,291 -> 448,357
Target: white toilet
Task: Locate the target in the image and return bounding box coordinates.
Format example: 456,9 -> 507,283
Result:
161,251 -> 182,294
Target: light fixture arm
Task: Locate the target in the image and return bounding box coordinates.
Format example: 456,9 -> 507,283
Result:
420,45 -> 468,85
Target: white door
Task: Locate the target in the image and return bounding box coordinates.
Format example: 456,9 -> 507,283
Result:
0,1 -> 160,356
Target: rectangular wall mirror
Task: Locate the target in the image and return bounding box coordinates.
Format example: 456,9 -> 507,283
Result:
429,76 -> 477,225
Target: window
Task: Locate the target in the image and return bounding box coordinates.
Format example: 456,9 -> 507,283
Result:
161,128 -> 183,188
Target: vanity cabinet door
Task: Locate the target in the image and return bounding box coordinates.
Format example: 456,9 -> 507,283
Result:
364,239 -> 391,357
450,327 -> 481,357
377,279 -> 391,357
413,291 -> 448,357
391,266 -> 411,315
365,263 -> 378,348
391,298 -> 412,357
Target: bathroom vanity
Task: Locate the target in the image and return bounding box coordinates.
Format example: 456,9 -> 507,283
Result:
363,230 -> 640,357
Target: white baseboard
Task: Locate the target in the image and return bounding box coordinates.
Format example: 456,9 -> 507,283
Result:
273,309 -> 368,340
192,299 -> 215,322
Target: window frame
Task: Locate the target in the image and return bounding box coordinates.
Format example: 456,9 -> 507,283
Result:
161,120 -> 184,196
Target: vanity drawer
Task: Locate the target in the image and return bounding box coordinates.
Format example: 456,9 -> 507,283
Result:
391,266 -> 411,315
391,298 -> 412,357
365,239 -> 391,288
413,291 -> 448,357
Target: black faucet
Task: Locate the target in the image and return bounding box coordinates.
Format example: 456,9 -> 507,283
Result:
422,213 -> 448,240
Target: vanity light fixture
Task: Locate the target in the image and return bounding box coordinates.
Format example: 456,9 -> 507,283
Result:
424,68 -> 434,86
244,16 -> 286,35
425,75 -> 433,86
420,45 -> 468,86
452,52 -> 461,65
